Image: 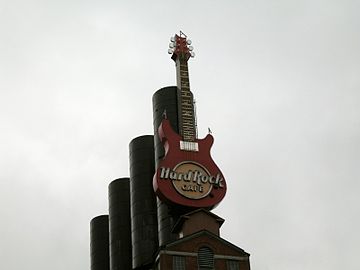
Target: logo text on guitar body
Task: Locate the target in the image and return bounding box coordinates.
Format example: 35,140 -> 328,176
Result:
159,161 -> 224,200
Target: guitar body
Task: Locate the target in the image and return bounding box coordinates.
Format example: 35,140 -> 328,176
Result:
153,118 -> 226,208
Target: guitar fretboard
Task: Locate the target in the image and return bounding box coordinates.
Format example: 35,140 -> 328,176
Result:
176,60 -> 196,142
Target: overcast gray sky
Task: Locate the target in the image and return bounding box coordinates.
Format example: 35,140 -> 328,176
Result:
1,1 -> 359,269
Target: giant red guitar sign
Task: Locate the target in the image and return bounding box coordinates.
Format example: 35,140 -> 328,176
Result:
153,32 -> 227,208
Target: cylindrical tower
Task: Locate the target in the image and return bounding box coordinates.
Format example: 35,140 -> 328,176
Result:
108,178 -> 132,270
152,86 -> 182,246
90,215 -> 110,270
129,135 -> 158,268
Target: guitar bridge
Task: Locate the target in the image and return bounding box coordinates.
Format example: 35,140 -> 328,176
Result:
180,141 -> 199,152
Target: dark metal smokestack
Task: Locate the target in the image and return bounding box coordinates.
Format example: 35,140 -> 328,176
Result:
152,86 -> 180,246
129,135 -> 158,268
108,178 -> 132,270
90,215 -> 110,270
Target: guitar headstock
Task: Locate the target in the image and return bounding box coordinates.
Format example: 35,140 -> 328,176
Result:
168,31 -> 195,62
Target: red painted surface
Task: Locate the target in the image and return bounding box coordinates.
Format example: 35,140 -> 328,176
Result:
171,34 -> 191,61
153,119 -> 227,208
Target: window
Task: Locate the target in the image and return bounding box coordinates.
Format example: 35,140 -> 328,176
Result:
173,255 -> 185,270
227,260 -> 240,270
198,246 -> 214,269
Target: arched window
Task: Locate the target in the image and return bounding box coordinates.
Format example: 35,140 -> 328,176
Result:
198,246 -> 214,269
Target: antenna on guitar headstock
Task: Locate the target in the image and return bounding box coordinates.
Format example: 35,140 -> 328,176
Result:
179,30 -> 187,38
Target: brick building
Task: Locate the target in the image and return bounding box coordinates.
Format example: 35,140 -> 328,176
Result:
155,209 -> 250,270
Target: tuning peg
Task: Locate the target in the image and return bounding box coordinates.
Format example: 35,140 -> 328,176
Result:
190,51 -> 195,58
186,39 -> 192,45
188,46 -> 194,51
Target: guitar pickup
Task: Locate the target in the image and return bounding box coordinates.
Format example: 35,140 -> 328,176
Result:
180,141 -> 199,152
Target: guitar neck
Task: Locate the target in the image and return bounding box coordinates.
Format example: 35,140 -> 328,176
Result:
176,59 -> 196,142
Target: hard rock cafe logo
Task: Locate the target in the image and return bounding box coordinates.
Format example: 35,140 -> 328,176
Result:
159,161 -> 224,200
